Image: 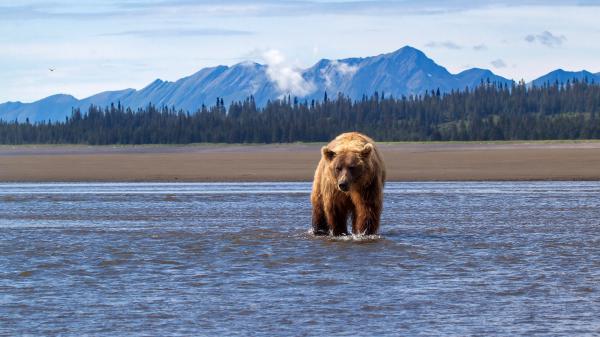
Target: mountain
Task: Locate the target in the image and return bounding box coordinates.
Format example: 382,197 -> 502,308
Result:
0,94 -> 78,122
2,46 -> 517,122
530,69 -> 600,87
455,68 -> 509,88
77,63 -> 276,114
303,47 -> 513,101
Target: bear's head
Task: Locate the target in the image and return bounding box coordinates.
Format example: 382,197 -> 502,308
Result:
322,143 -> 373,192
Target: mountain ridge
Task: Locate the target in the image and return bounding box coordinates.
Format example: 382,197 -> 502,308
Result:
1,46 -> 597,122
531,69 -> 600,87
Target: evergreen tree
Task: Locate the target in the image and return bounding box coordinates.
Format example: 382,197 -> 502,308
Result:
2,81 -> 600,144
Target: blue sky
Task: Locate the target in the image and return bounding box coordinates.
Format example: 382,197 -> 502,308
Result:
1,0 -> 599,103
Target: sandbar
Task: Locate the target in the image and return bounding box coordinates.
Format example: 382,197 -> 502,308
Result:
1,141 -> 600,182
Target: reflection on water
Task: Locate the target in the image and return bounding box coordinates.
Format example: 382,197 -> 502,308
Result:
1,182 -> 600,336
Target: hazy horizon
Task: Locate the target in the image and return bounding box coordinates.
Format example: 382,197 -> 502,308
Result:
1,0 -> 599,103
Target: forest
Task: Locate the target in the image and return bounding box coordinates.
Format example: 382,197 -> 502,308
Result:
1,79 -> 600,144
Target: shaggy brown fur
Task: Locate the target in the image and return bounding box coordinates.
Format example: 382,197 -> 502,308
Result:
311,132 -> 386,236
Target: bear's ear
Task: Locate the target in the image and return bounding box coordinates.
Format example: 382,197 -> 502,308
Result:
360,143 -> 373,158
321,146 -> 335,161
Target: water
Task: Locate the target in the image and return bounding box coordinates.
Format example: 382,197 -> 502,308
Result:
1,182 -> 600,336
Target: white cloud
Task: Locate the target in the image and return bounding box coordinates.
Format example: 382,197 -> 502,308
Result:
425,41 -> 462,50
262,49 -> 315,97
334,60 -> 359,76
104,28 -> 253,38
491,58 -> 507,68
312,45 -> 319,57
524,31 -> 566,47
320,60 -> 359,88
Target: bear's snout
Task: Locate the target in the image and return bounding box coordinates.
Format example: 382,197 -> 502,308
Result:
338,181 -> 349,192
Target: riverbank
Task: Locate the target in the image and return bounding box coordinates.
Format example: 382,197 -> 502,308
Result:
1,141 -> 600,181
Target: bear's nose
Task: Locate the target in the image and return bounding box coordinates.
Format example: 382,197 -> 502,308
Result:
338,182 -> 349,192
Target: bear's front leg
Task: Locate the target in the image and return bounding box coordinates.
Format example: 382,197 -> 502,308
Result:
351,193 -> 382,235
311,198 -> 329,236
324,202 -> 349,236
331,209 -> 349,236
352,207 -> 380,235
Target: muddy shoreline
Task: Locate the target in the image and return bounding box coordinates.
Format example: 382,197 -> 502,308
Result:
1,142 -> 600,182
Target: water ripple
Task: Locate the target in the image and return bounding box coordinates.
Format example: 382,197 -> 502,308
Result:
1,182 -> 600,336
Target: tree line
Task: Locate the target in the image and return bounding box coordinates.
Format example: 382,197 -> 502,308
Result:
2,79 -> 600,144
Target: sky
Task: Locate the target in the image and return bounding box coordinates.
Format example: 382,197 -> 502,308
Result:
1,0 -> 599,103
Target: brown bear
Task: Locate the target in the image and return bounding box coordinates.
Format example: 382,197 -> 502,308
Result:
311,132 -> 386,236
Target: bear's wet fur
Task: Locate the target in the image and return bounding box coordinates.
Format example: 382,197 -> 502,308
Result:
311,132 -> 386,236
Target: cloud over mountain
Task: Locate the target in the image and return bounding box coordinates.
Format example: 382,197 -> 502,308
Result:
263,49 -> 315,97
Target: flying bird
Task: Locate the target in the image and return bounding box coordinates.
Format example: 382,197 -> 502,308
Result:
49,68 -> 55,72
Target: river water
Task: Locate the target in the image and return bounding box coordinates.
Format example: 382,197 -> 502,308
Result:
1,182 -> 599,336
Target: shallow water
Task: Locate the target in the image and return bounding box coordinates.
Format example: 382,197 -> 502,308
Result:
1,182 -> 600,336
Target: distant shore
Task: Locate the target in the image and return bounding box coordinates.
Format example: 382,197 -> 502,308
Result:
1,141 -> 600,182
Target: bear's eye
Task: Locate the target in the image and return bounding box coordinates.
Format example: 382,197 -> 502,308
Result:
335,166 -> 342,172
